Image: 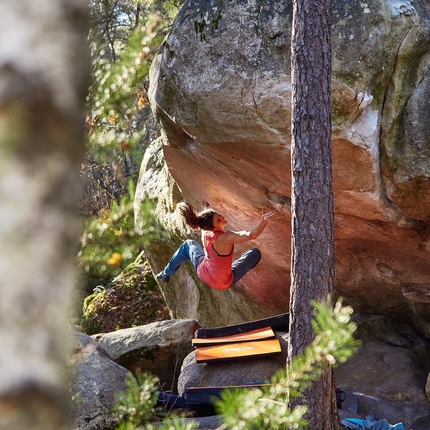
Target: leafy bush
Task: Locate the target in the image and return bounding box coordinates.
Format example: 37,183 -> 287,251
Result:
113,371 -> 160,427
113,371 -> 198,430
78,2 -> 171,290
77,181 -> 163,286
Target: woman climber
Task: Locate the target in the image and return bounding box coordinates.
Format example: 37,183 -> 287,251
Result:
156,202 -> 275,290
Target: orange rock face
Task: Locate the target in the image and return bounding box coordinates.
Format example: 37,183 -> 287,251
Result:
136,0 -> 430,335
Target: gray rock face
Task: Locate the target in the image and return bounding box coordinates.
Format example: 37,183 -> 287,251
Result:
335,315 -> 430,430
70,332 -> 131,430
178,350 -> 284,396
95,319 -> 199,391
136,0 -> 430,334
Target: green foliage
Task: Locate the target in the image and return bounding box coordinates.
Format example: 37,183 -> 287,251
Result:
217,387 -> 308,430
160,0 -> 186,20
215,298 -> 360,430
287,298 -> 360,397
113,371 -> 160,427
146,417 -> 199,430
82,287 -> 106,319
86,14 -> 163,163
86,0 -> 178,165
113,371 -> 198,430
80,0 -> 181,281
77,181 -> 163,282
83,1 -> 175,216
79,0 -> 177,287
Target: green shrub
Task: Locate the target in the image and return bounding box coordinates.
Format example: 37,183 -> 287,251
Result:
77,182 -> 163,285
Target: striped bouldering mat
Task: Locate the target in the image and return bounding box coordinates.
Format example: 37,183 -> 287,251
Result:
192,327 -> 275,347
194,313 -> 289,339
195,338 -> 282,363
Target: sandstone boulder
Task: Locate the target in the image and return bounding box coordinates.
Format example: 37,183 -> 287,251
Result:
135,0 -> 430,335
335,314 -> 430,429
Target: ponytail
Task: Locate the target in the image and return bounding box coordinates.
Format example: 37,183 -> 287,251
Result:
179,202 -> 215,231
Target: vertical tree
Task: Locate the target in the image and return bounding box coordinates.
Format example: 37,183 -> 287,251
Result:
288,0 -> 341,428
0,1 -> 89,429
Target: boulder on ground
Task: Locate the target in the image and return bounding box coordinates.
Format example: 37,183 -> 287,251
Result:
177,332 -> 288,394
335,314 -> 430,430
95,319 -> 200,392
70,332 -> 131,430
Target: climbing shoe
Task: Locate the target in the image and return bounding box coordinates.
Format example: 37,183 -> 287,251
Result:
156,271 -> 170,283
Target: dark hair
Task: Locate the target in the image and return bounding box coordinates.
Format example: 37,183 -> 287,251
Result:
179,202 -> 215,231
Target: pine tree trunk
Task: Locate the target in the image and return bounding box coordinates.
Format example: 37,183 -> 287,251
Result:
288,0 -> 341,428
0,1 -> 89,429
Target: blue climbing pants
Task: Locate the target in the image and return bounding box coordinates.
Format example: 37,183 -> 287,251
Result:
163,240 -> 205,276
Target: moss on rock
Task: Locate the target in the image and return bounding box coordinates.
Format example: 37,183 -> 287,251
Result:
81,253 -> 170,335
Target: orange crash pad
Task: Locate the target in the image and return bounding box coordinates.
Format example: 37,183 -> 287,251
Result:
196,338 -> 282,363
192,327 -> 275,347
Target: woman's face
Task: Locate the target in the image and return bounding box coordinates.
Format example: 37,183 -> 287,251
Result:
212,213 -> 228,231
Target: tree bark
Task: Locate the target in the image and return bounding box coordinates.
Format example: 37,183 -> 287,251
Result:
0,1 -> 89,429
288,0 -> 341,428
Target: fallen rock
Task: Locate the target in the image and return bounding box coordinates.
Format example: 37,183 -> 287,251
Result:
95,319 -> 200,392
70,332 -> 131,430
335,314 -> 430,430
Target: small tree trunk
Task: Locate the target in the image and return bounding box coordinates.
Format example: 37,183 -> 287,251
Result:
0,1 -> 89,429
288,0 -> 341,428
